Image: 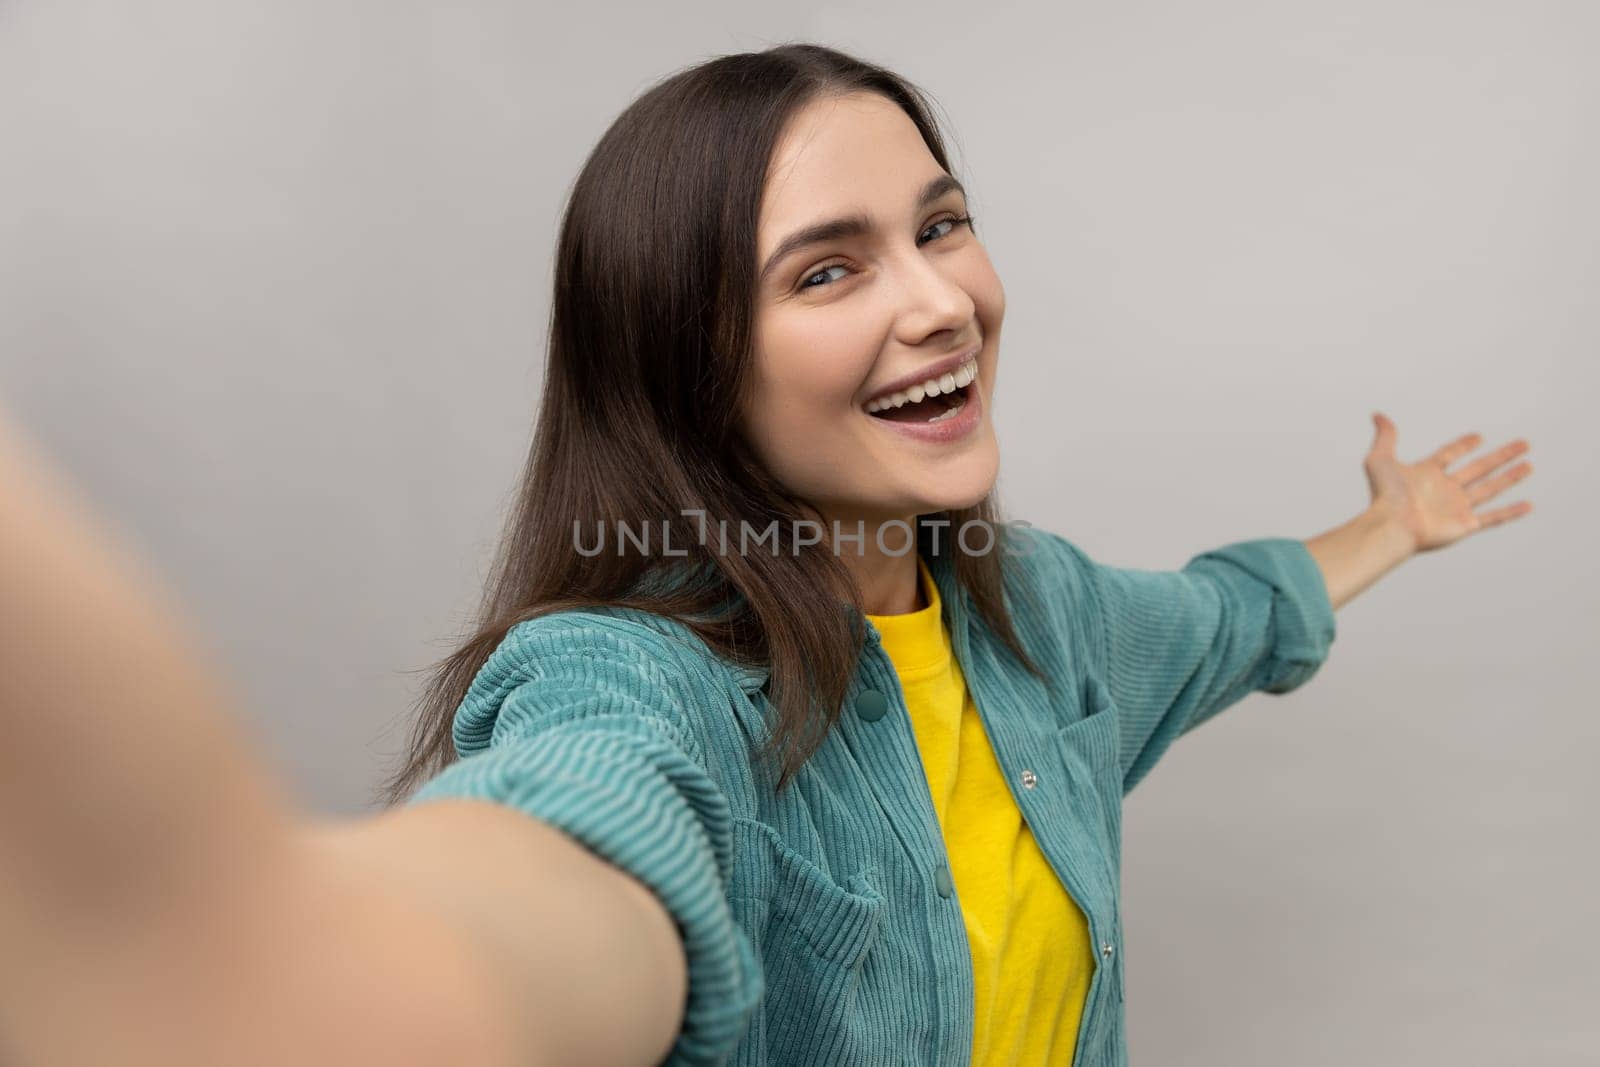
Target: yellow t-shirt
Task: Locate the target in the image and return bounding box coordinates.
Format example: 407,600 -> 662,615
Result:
865,556 -> 1097,1066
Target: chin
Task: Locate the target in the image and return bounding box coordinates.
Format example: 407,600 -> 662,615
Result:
951,447 -> 1001,504
919,464 -> 1000,514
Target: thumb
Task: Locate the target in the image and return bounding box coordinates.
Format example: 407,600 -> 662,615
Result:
1369,411 -> 1397,456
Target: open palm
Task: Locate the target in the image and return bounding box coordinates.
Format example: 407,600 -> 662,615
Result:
1364,412 -> 1534,554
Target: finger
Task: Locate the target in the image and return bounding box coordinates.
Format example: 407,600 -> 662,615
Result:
1472,500 -> 1534,530
1467,460 -> 1533,504
1455,438 -> 1531,485
1427,431 -> 1484,469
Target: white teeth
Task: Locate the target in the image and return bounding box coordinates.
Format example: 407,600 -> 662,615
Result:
926,394 -> 967,423
865,357 -> 978,413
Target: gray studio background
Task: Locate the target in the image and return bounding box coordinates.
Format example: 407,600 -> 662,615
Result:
1,2 -> 1594,1064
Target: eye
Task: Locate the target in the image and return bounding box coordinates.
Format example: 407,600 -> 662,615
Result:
798,263 -> 850,291
920,213 -> 976,245
795,213 -> 977,293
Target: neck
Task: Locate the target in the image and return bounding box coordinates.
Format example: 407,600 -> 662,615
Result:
809,507 -> 927,616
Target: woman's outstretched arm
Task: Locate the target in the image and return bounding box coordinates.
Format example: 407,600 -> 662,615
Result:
297,798 -> 690,1067
0,411 -> 687,1066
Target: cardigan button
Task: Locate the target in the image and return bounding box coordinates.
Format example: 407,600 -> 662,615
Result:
1100,941 -> 1115,959
855,689 -> 889,722
934,864 -> 956,899
1020,769 -> 1038,790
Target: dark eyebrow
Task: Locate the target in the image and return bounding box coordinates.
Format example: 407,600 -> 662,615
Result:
758,173 -> 967,285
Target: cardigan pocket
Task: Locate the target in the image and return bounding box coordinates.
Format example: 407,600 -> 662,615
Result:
1058,675 -> 1121,790
728,817 -> 889,1060
1055,675 -> 1125,869
731,817 -> 886,966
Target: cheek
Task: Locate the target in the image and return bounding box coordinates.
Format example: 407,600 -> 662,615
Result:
961,250 -> 1005,324
753,316 -> 876,412
743,326 -> 876,485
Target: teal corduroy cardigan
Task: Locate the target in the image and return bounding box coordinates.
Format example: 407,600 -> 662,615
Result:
408,524 -> 1337,1066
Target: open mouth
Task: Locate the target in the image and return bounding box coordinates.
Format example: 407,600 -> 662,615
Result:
863,358 -> 977,424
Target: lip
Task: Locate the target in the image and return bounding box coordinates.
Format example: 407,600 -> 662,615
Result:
861,345 -> 981,408
864,373 -> 983,445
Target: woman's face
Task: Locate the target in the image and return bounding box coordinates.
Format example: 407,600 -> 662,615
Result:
741,91 -> 1005,534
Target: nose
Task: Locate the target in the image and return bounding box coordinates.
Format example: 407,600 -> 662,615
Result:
890,248 -> 976,345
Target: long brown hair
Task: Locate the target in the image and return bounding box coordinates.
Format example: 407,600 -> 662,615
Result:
376,42 -> 1046,806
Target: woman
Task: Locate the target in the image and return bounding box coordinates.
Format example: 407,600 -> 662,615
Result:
0,43 -> 1534,1067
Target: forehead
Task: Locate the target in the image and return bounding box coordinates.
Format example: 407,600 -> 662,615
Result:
758,93 -> 944,237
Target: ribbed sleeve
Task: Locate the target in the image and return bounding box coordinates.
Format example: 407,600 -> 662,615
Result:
1075,536 -> 1338,795
1195,539 -> 1339,695
406,615 -> 764,1065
